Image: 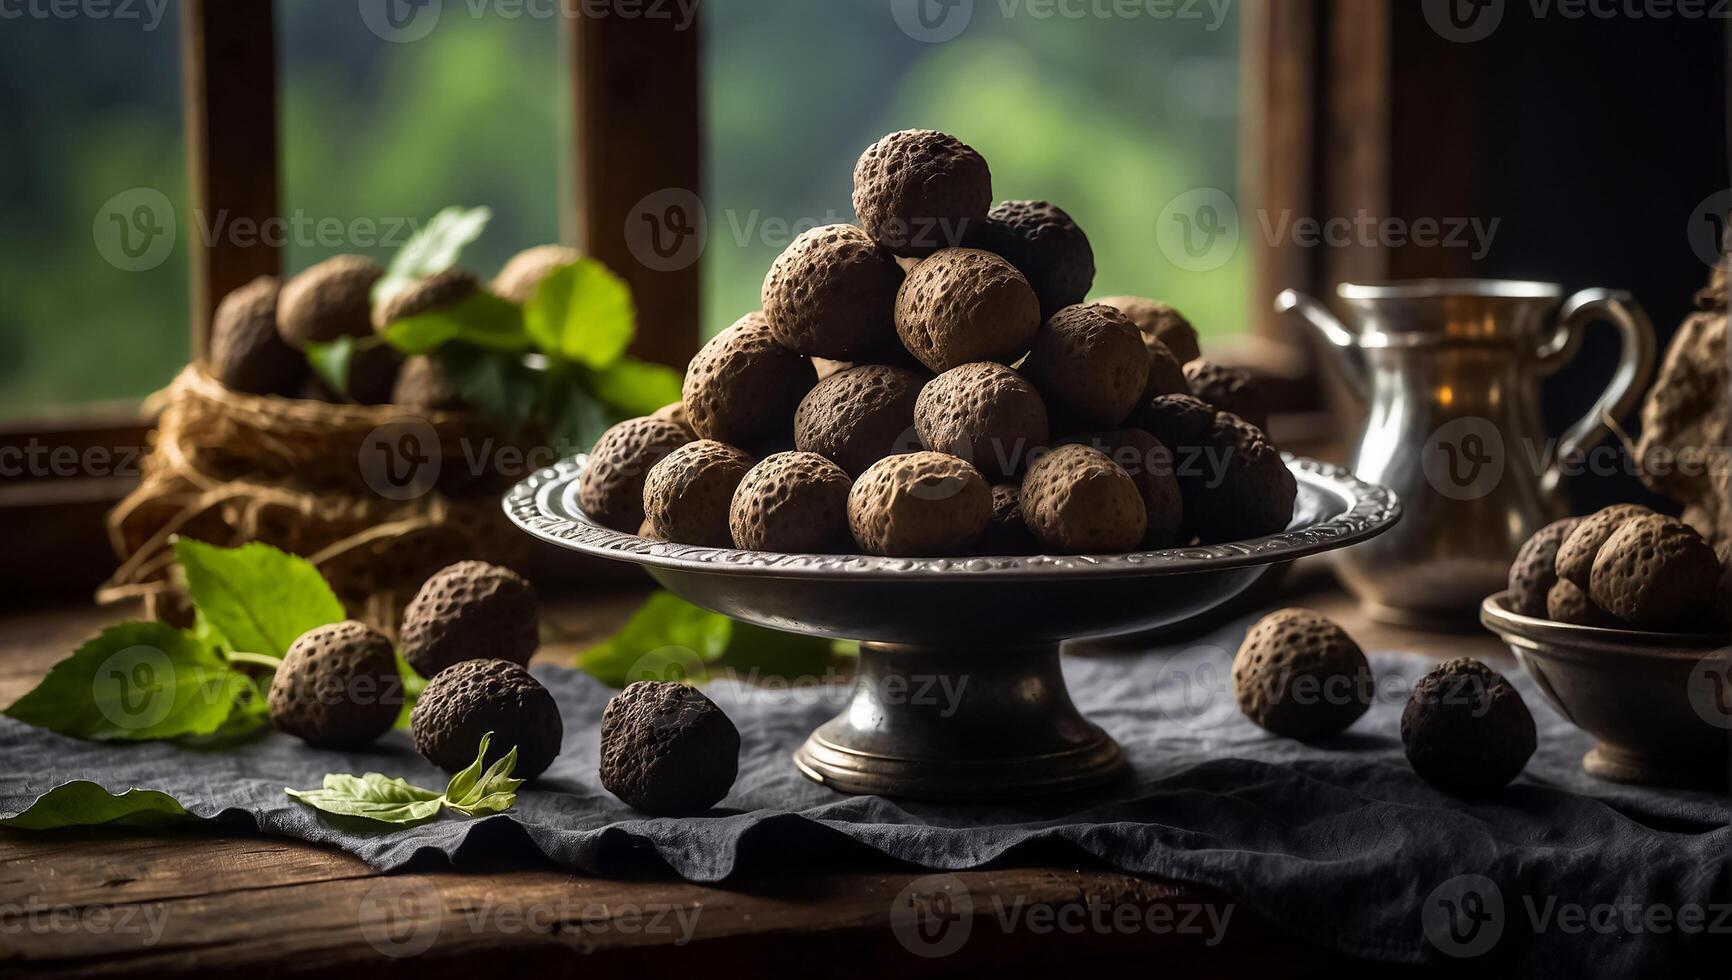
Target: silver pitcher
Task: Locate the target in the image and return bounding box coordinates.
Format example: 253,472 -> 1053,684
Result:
1276,280 -> 1656,627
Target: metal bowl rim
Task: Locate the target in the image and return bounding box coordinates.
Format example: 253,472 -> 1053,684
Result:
503,453 -> 1401,582
1480,591 -> 1727,659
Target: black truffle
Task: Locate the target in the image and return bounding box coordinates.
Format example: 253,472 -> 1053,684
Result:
964,200 -> 1094,320
1184,360 -> 1270,434
599,681 -> 740,815
392,354 -> 463,411
1134,393 -> 1216,449
1233,608 -> 1373,739
267,621 -> 403,749
410,658 -> 564,779
1400,658 -> 1536,795
1507,517 -> 1582,617
979,483 -> 1036,555
399,561 -> 538,677
851,129 -> 992,257
208,275 -> 306,396
1179,412 -> 1296,543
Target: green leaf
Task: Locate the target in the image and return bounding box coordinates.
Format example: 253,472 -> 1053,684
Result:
287,772 -> 444,825
443,732 -> 523,816
582,357 -> 684,418
381,291 -> 528,355
304,337 -> 354,396
173,538 -> 345,658
374,205 -> 492,306
543,376 -> 612,456
442,346 -> 539,436
0,781 -> 193,830
4,622 -> 253,741
575,593 -> 732,685
393,652 -> 427,730
522,259 -> 636,368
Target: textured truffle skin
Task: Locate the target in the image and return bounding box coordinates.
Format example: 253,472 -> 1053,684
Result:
914,362 -> 1049,478
209,275 -> 305,396
1142,339 -> 1190,403
268,621 -> 402,749
851,129 -> 992,257
1134,393 -> 1216,448
1022,304 -> 1149,428
579,416 -> 695,532
411,659 -> 564,779
761,224 -> 904,358
979,483 -> 1036,555
1401,659 -> 1536,795
1098,296 -> 1202,364
1589,515 -> 1722,630
1547,578 -> 1622,628
1019,444 -> 1147,554
1181,413 -> 1296,543
682,312 -> 815,448
1555,503 -> 1653,588
372,268 -> 479,333
847,451 -> 991,557
964,200 -> 1094,320
793,364 -> 927,476
1233,609 -> 1373,739
1184,360 -> 1270,433
1508,518 -> 1582,617
277,255 -> 384,348
391,354 -> 462,411
643,440 -> 756,547
651,400 -> 689,428
399,561 -> 538,677
492,244 -> 578,304
599,681 -> 740,815
729,451 -> 854,553
1063,429 -> 1183,547
894,248 -> 1041,373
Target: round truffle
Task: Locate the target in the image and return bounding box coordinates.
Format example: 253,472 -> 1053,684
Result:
1546,577 -> 1622,628
651,400 -> 689,429
1400,658 -> 1536,795
209,275 -> 305,396
1184,360 -> 1270,434
964,200 -> 1094,320
682,312 -> 815,448
1019,444 -> 1147,554
1022,304 -> 1149,428
599,681 -> 740,815
793,364 -> 927,476
1233,608 -> 1373,739
1063,429 -> 1183,547
373,268 -> 479,333
979,483 -> 1037,555
1555,503 -> 1654,588
399,561 -> 538,677
1588,515 -> 1722,630
729,451 -> 854,553
410,658 -> 564,779
277,255 -> 384,348
1098,296 -> 1202,365
1180,412 -> 1296,543
851,129 -> 992,257
1143,339 -> 1189,403
391,354 -> 462,411
579,416 -> 694,532
847,451 -> 991,557
643,440 -> 756,547
761,224 -> 904,358
492,244 -> 578,304
894,248 -> 1041,373
914,362 -> 1049,478
267,621 -> 403,749
1507,517 -> 1583,617
1134,393 -> 1217,449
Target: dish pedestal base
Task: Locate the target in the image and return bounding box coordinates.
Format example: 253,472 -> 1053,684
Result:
792,641 -> 1126,800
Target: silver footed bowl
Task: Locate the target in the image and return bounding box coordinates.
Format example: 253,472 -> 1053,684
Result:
506,453 -> 1400,800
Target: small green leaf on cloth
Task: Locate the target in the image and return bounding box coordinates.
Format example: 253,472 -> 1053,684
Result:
522,259 -> 636,368
173,538 -> 345,658
442,733 -> 523,817
374,205 -> 492,305
4,622 -> 254,741
287,733 -> 521,826
0,782 -> 194,830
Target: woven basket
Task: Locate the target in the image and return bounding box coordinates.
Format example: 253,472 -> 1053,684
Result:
101,366 -> 531,632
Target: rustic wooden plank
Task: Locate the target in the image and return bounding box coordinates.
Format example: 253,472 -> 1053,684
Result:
564,7 -> 703,369
1243,0 -> 1318,345
180,0 -> 281,359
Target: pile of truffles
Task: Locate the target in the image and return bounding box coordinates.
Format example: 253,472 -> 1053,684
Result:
581,128 -> 1296,557
1506,503 -> 1728,633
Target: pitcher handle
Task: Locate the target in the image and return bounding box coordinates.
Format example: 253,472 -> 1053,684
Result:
1534,288 -> 1656,495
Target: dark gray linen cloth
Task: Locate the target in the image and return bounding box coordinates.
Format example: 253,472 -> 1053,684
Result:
2,613 -> 1726,976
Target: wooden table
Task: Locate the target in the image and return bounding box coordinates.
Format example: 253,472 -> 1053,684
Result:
0,570 -> 1501,977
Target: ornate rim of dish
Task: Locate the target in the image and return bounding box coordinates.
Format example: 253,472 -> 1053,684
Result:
1480,591 -> 1727,657
503,452 -> 1401,581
